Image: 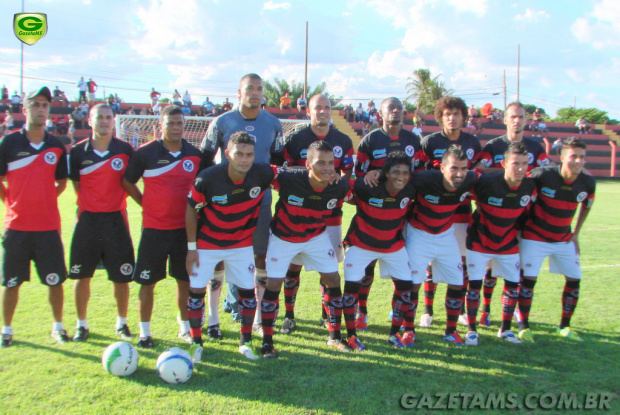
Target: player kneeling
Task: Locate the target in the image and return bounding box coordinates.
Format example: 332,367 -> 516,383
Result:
342,152 -> 416,350
185,132 -> 277,361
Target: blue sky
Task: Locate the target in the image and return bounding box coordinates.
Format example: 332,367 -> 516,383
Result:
1,0 -> 619,118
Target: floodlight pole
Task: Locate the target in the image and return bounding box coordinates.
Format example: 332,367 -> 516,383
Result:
516,44 -> 520,102
304,21 -> 308,99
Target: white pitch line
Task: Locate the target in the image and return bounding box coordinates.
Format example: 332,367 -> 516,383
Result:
581,263 -> 620,269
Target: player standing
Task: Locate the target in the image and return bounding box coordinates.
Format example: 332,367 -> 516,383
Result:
69,104 -> 134,341
123,105 -> 202,348
0,87 -> 69,347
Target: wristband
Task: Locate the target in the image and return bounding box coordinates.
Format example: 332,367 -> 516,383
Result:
187,242 -> 197,251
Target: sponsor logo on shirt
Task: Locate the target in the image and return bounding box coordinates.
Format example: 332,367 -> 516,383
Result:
5,277 -> 19,287
541,187 -> 556,198
300,149 -> 308,159
157,159 -> 169,164
139,270 -> 151,280
287,195 -> 304,206
488,197 -> 503,207
433,149 -> 446,159
17,151 -> 30,157
70,264 -> 81,274
212,194 -> 228,204
493,155 -> 504,164
424,194 -> 440,204
245,126 -> 256,132
372,148 -> 387,159
369,198 -> 384,208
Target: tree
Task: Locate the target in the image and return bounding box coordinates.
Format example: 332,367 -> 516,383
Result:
522,104 -> 547,116
406,69 -> 452,114
554,107 -> 611,124
263,78 -> 329,108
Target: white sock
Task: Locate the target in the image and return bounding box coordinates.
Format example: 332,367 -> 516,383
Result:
208,281 -> 222,327
2,326 -> 12,335
139,321 -> 151,338
178,319 -> 190,334
116,316 -> 127,329
52,322 -> 64,332
76,319 -> 89,329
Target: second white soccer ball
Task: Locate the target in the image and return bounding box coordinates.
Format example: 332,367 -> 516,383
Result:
156,347 -> 193,384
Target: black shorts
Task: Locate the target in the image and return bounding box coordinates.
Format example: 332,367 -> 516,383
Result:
2,229 -> 67,287
133,228 -> 188,285
69,211 -> 135,283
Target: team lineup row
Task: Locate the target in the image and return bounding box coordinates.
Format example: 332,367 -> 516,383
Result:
0,75 -> 594,363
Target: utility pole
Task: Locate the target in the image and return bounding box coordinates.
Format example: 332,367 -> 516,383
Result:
304,21 -> 308,99
516,44 -> 520,102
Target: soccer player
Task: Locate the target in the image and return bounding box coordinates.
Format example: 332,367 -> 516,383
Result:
123,105 -> 202,348
0,87 -> 69,347
280,93 -> 354,335
474,101 -> 550,327
518,137 -> 595,342
186,132 -> 277,362
259,140 -> 350,358
405,145 -> 476,345
464,142 -> 536,345
68,104 -> 134,341
200,73 -> 283,339
419,96 -> 481,328
342,152 -> 415,350
353,97 -> 424,330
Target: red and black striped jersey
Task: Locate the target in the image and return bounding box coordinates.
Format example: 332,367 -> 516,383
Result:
522,165 -> 596,242
70,137 -> 133,213
467,172 -> 536,254
344,177 -> 414,253
355,128 -> 424,177
125,139 -> 201,230
0,129 -> 68,231
408,170 -> 477,234
188,163 -> 276,249
284,125 -> 354,172
271,170 -> 350,242
477,135 -> 549,171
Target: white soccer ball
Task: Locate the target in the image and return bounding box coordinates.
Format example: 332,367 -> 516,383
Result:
102,341 -> 139,377
156,348 -> 193,384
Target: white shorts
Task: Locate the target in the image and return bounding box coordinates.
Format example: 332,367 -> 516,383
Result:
520,239 -> 582,279
454,223 -> 468,257
291,225 -> 343,267
466,250 -> 521,283
267,232 -> 339,278
405,224 -> 463,286
343,246 -> 412,282
190,247 -> 256,290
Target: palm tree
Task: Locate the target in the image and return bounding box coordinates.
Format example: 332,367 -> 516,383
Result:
263,78 -> 329,108
406,69 -> 451,114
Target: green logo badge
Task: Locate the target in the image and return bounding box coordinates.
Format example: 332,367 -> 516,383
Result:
14,13 -> 47,45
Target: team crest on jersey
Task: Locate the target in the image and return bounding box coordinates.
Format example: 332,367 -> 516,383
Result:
212,194 -> 228,205
110,158 -> 124,171
245,126 -> 255,132
459,191 -> 471,202
44,152 -> 57,165
287,195 -> 304,207
576,191 -> 588,203
5,277 -> 19,287
424,194 -> 440,204
541,187 -> 556,198
300,149 -> 308,159
120,263 -> 134,276
248,264 -> 256,274
488,197 -> 503,207
182,160 -> 194,172
372,148 -> 387,159
520,195 -> 531,207
466,148 -> 475,160
45,273 -> 60,285
400,197 -> 410,209
326,198 -> 338,209
405,145 -> 414,157
249,186 -> 261,198
333,146 -> 343,158
527,152 -> 535,165
328,249 -> 335,258
369,198 -> 384,208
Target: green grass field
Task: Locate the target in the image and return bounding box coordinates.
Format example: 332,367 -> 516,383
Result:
0,181 -> 619,414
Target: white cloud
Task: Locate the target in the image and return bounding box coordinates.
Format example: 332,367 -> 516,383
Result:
447,0 -> 488,18
366,49 -> 426,80
276,36 -> 291,55
565,68 -> 583,83
514,8 -> 550,22
571,0 -> 620,49
263,1 -> 291,11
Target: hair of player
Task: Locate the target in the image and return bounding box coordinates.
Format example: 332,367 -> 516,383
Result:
381,96 -> 402,109
561,136 -> 587,152
228,131 -> 256,147
160,105 -> 184,120
441,144 -> 467,162
240,73 -> 262,85
308,93 -> 331,108
307,140 -> 334,161
434,96 -> 468,124
505,101 -> 525,112
504,141 -> 528,158
381,151 -> 411,179
89,103 -> 114,118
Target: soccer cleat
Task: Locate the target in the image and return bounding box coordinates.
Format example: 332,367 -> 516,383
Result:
116,324 -> 133,340
326,338 -> 352,352
72,327 -> 89,342
137,336 -> 154,348
260,343 -> 278,359
387,334 -> 405,349
517,328 -> 535,343
1,333 -> 13,348
355,312 -> 368,331
498,330 -> 522,344
252,323 -> 263,337
189,341 -> 203,363
458,314 -> 469,326
178,330 -> 193,344
419,313 -> 433,328
387,310 -> 393,321
399,331 -> 416,348
347,335 -> 366,352
51,329 -> 70,344
557,327 -> 583,342
239,342 -> 259,360
464,331 -> 479,346
479,312 -> 491,328
206,324 -> 223,341
442,331 -> 464,346
280,317 -> 297,335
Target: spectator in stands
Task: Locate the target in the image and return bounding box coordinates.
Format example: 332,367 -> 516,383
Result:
77,76 -> 87,102
202,96 -> 214,115
1,85 -> 8,101
279,91 -> 291,110
575,117 -> 590,134
150,88 -> 161,106
53,86 -> 62,99
183,90 -> 192,107
468,104 -> 478,119
296,95 -> 307,112
87,78 -> 97,101
3,110 -> 14,130
355,103 -> 364,122
222,98 -> 233,112
72,105 -> 86,129
68,118 -> 76,143
260,96 -> 267,109
551,137 -> 562,155
181,104 -> 191,115
152,100 -> 161,116
0,124 -> 5,138
10,91 -> 22,112
412,121 -> 423,137
172,89 -> 182,105
45,116 -> 56,134
107,94 -> 121,114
